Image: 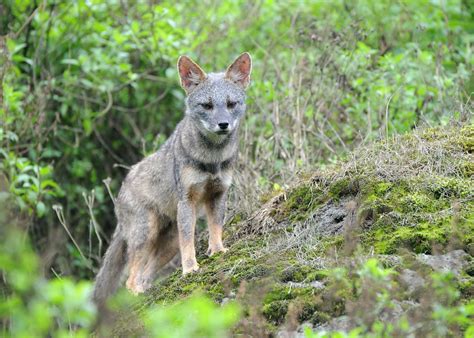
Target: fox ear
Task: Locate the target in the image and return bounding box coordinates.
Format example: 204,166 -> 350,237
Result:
177,56 -> 207,93
225,52 -> 252,89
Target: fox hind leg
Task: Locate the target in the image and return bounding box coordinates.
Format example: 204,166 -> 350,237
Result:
126,250 -> 144,293
134,224 -> 179,292
125,211 -> 158,294
126,213 -> 179,294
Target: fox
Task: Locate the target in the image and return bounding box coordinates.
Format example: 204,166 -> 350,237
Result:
93,52 -> 252,305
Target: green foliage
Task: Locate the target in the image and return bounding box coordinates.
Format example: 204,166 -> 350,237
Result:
1,151 -> 63,217
304,259 -> 474,338
144,294 -> 240,338
2,0 -> 199,274
0,224 -> 241,337
0,229 -> 96,337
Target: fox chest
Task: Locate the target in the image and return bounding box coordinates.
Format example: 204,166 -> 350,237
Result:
181,166 -> 232,203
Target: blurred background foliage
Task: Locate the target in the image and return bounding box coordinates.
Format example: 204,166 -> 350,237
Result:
0,0 -> 472,335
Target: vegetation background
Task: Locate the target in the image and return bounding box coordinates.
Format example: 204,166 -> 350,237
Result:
1,0 -> 472,336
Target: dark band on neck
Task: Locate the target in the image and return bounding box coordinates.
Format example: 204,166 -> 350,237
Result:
178,133 -> 235,174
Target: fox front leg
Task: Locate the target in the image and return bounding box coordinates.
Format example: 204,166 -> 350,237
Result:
205,192 -> 228,256
177,200 -> 199,274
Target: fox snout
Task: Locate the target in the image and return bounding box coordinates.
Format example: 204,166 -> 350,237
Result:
213,110 -> 234,134
216,122 -> 230,135
217,115 -> 231,131
218,122 -> 229,130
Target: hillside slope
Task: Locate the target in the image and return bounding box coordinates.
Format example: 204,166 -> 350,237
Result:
121,125 -> 473,336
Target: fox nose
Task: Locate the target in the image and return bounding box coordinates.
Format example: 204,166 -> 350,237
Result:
218,122 -> 229,130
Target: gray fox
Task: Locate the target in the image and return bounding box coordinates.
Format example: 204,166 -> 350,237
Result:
93,53 -> 252,304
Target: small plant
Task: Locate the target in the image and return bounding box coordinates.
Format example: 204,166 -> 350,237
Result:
0,150 -> 63,217
143,294 -> 241,338
0,228 -> 96,337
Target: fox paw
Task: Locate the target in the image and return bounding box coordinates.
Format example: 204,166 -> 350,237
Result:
207,246 -> 228,256
126,282 -> 147,295
182,260 -> 200,275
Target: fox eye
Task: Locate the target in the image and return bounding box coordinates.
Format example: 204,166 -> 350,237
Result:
227,101 -> 237,109
200,102 -> 213,110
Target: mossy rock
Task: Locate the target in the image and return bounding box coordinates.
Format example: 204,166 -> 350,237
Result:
135,125 -> 474,335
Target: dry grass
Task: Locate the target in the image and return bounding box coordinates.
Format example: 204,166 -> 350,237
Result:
228,124 -> 473,267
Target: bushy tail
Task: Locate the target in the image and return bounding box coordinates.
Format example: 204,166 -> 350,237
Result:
93,234 -> 127,306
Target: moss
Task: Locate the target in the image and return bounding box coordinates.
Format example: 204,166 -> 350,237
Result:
261,285 -> 294,325
461,161 -> 474,177
231,263 -> 271,286
353,170 -> 474,255
274,258 -> 330,286
263,285 -> 295,303
465,262 -> 474,277
367,202 -> 472,255
459,278 -> 474,300
279,264 -> 315,283
398,192 -> 442,213
315,235 -> 345,256
458,125 -> 474,153
358,181 -> 398,222
273,184 -> 325,223
262,300 -> 289,325
371,221 -> 448,254
328,177 -> 360,200
423,176 -> 473,199
297,300 -> 320,322
261,283 -> 321,326
307,270 -> 330,281
362,180 -> 449,214
144,236 -> 272,305
310,311 -> 331,325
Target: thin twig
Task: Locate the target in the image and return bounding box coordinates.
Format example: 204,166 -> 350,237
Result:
52,204 -> 91,267
13,5 -> 42,38
102,177 -> 116,206
83,190 -> 103,257
113,163 -> 131,170
97,90 -> 113,117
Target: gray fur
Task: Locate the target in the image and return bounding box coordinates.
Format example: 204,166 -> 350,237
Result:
93,53 -> 252,303
92,232 -> 127,305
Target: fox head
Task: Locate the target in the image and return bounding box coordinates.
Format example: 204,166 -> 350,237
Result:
177,53 -> 252,141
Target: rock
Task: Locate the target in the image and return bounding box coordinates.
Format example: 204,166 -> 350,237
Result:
308,200 -> 348,236
399,269 -> 425,295
416,250 -> 469,276
313,300 -> 419,334
315,315 -> 352,332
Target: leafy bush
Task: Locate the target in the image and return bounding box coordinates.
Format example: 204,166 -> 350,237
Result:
0,227 -> 96,337
144,294 -> 240,338
304,259 -> 474,338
